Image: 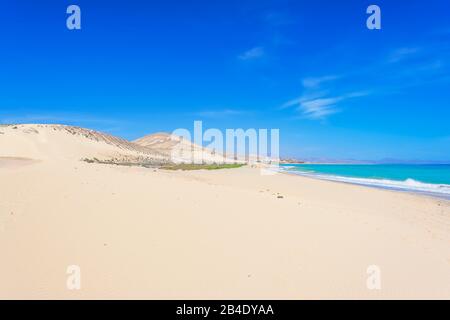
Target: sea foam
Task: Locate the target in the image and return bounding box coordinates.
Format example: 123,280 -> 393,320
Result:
281,167 -> 450,199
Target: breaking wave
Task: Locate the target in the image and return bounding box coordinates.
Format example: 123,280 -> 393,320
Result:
281,167 -> 450,199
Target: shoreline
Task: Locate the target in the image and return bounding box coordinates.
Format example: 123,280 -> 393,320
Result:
280,170 -> 450,201
279,165 -> 450,201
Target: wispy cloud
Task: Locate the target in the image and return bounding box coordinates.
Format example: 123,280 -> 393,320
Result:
388,47 -> 420,63
281,40 -> 448,121
281,74 -> 369,120
238,47 -> 265,60
301,75 -> 340,89
283,91 -> 368,120
280,91 -> 327,109
378,44 -> 449,90
299,97 -> 342,119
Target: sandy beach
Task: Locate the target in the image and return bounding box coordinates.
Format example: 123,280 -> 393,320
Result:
0,125 -> 449,299
1,160 -> 450,299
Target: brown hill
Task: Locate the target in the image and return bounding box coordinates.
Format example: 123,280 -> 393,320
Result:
134,132 -> 239,164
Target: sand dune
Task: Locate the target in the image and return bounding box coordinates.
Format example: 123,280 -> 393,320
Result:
0,124 -> 449,299
0,124 -> 250,165
0,124 -> 166,163
0,124 -> 235,165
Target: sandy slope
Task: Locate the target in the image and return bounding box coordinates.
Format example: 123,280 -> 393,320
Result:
0,124 -> 165,163
0,124 -> 235,164
0,125 -> 449,299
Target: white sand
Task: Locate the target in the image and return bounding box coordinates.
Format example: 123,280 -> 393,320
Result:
0,125 -> 449,299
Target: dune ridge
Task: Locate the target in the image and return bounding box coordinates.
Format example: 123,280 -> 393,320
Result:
0,124 -> 236,165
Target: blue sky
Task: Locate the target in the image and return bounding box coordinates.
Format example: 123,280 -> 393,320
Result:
1,0 -> 449,161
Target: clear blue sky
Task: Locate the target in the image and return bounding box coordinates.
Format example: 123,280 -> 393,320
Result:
1,0 -> 449,161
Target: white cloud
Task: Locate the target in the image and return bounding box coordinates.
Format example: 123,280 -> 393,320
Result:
299,97 -> 341,119
280,91 -> 327,109
388,47 -> 420,63
301,75 -> 340,88
282,91 -> 369,120
281,71 -> 370,120
238,47 -> 264,60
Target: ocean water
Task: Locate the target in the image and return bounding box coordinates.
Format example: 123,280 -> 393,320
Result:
280,164 -> 450,199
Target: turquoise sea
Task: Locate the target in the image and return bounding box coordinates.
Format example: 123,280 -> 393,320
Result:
280,164 -> 450,199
